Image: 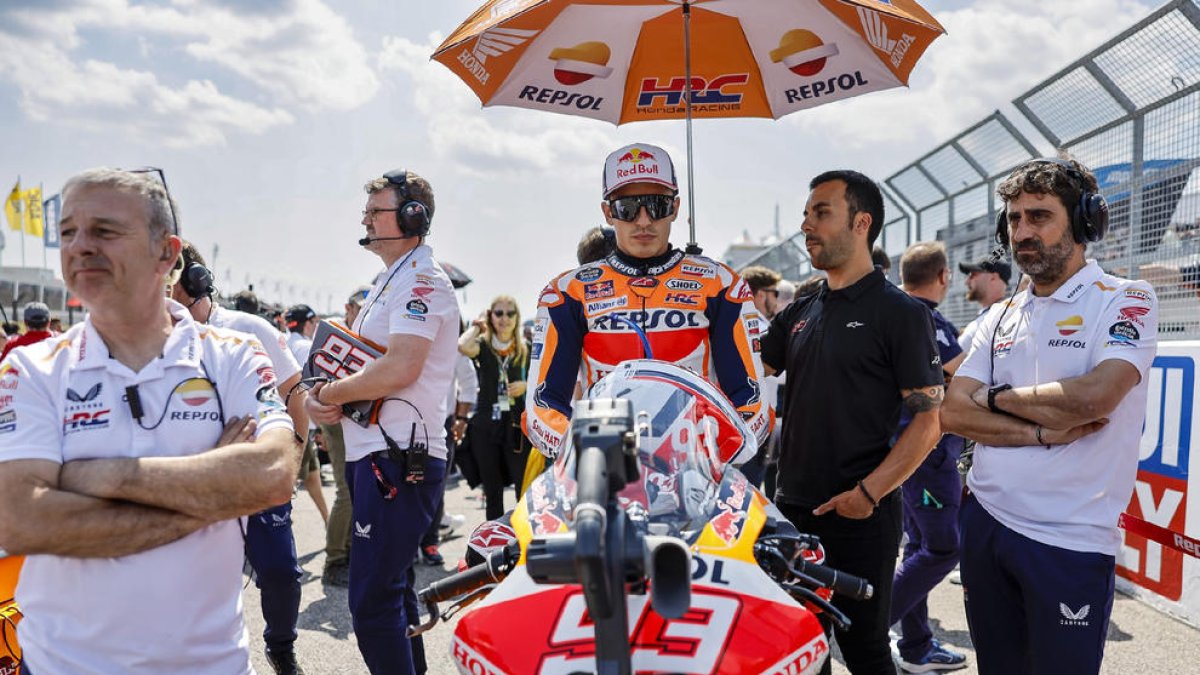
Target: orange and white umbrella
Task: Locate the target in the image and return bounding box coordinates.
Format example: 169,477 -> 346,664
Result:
433,0 -> 945,245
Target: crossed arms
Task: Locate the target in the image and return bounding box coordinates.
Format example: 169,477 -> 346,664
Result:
0,421 -> 297,558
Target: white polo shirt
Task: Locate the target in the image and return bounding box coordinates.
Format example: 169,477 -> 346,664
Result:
209,305 -> 301,386
345,245 -> 460,462
285,331 -> 313,374
0,300 -> 293,674
958,261 -> 1158,556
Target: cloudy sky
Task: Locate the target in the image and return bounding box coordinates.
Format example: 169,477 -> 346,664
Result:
0,0 -> 1161,318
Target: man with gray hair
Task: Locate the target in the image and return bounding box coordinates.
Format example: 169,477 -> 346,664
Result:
0,168 -> 298,673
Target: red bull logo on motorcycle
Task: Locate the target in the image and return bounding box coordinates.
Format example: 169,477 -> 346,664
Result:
710,508 -> 744,545
531,509 -> 565,535
637,74 -> 750,112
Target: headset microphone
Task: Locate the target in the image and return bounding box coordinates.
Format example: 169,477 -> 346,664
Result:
358,235 -> 411,246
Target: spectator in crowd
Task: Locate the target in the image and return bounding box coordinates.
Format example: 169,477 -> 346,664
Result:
761,170 -> 943,675
0,167 -> 297,673
458,295 -> 531,520
737,264 -> 783,487
419,320 -> 477,565
0,303 -> 53,361
873,245 -> 893,279
956,256 -> 1011,351
305,169 -> 458,674
576,225 -> 615,265
762,278 -> 798,500
943,158 -> 1158,675
235,289 -> 260,315
891,242 -> 969,673
320,285 -> 373,589
285,304 -> 331,525
172,241 -> 310,675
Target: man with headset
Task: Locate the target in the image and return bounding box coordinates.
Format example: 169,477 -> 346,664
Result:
171,241 -> 309,675
527,143 -> 771,458
943,157 -> 1158,674
0,168 -> 297,673
306,169 -> 459,675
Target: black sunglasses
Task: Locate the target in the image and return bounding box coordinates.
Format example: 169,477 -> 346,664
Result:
492,309 -> 517,318
124,166 -> 180,236
607,194 -> 675,222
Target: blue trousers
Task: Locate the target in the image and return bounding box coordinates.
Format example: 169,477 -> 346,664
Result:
244,501 -> 302,652
890,440 -> 963,661
960,495 -> 1115,675
346,453 -> 446,675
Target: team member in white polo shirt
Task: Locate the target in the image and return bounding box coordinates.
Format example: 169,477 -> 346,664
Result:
943,158 -> 1158,675
171,240 -> 309,675
0,168 -> 297,674
306,168 -> 459,675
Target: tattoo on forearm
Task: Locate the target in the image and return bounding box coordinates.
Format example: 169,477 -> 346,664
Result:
902,386 -> 944,413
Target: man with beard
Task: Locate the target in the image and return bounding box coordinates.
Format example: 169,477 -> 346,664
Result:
943,158 -> 1157,674
761,171 -> 944,674
956,256 -> 1011,351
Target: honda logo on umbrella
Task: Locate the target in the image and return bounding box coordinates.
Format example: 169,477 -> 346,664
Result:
458,26 -> 540,85
857,7 -> 917,67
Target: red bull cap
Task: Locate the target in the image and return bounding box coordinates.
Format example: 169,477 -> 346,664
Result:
603,143 -> 677,198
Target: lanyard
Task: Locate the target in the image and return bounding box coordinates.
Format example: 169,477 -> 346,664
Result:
357,247 -> 419,332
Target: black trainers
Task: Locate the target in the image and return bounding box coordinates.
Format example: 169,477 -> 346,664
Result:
264,646 -> 305,675
322,562 -> 350,588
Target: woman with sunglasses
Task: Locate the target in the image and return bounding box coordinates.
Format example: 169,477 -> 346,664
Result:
458,295 -> 532,519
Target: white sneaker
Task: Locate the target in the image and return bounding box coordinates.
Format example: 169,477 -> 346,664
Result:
440,513 -> 466,534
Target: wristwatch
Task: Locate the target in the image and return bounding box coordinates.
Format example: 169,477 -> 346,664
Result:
987,384 -> 1013,414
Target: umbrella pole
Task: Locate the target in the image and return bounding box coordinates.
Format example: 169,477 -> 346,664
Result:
681,2 -> 701,255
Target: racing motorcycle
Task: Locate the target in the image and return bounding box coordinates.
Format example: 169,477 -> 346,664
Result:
410,360 -> 873,675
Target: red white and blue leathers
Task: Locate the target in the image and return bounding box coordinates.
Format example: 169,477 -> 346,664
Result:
526,248 -> 773,457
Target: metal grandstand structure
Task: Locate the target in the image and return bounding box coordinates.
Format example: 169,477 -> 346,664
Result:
736,0 -> 1200,337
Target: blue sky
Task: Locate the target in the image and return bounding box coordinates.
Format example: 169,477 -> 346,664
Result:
0,0 -> 1161,317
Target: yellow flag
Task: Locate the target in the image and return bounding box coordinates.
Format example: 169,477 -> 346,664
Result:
4,182 -> 20,232
22,187 -> 44,238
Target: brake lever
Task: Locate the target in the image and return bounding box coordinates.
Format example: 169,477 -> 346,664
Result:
782,583 -> 852,632
440,585 -> 496,622
408,598 -> 441,638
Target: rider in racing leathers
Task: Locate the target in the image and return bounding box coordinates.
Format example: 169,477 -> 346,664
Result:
526,143 -> 772,457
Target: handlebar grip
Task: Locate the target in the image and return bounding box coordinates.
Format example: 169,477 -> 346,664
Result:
421,557 -> 503,603
793,559 -> 874,601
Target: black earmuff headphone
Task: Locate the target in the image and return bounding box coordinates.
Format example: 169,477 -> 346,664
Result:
995,158 -> 1109,249
181,261 -> 215,299
383,169 -> 433,238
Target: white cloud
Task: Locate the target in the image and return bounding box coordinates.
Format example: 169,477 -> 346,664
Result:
0,0 -> 376,147
788,0 -> 1154,149
377,33 -> 614,178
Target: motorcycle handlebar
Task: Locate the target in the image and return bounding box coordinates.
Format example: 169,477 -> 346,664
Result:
420,544 -> 518,604
791,557 -> 873,601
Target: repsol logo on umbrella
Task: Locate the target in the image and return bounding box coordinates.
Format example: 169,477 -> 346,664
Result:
518,85 -> 605,110
592,309 -> 703,331
772,28 -> 871,103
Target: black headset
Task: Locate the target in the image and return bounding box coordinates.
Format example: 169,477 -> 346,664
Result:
180,261 -> 214,299
383,168 -> 433,238
994,158 -> 1109,249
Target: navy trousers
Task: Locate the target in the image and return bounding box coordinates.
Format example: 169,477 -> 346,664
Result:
959,495 -> 1116,675
890,440 -> 963,661
244,500 -> 302,653
346,453 -> 446,675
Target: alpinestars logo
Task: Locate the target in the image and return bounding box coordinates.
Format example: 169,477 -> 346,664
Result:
1060,603 -> 1090,626
354,521 -> 372,539
856,7 -> 916,67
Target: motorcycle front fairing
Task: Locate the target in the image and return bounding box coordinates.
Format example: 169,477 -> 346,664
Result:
452,361 -> 830,675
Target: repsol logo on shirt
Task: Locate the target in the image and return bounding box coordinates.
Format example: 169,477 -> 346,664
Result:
1048,338 -> 1086,348
170,410 -> 223,422
592,309 -> 702,331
